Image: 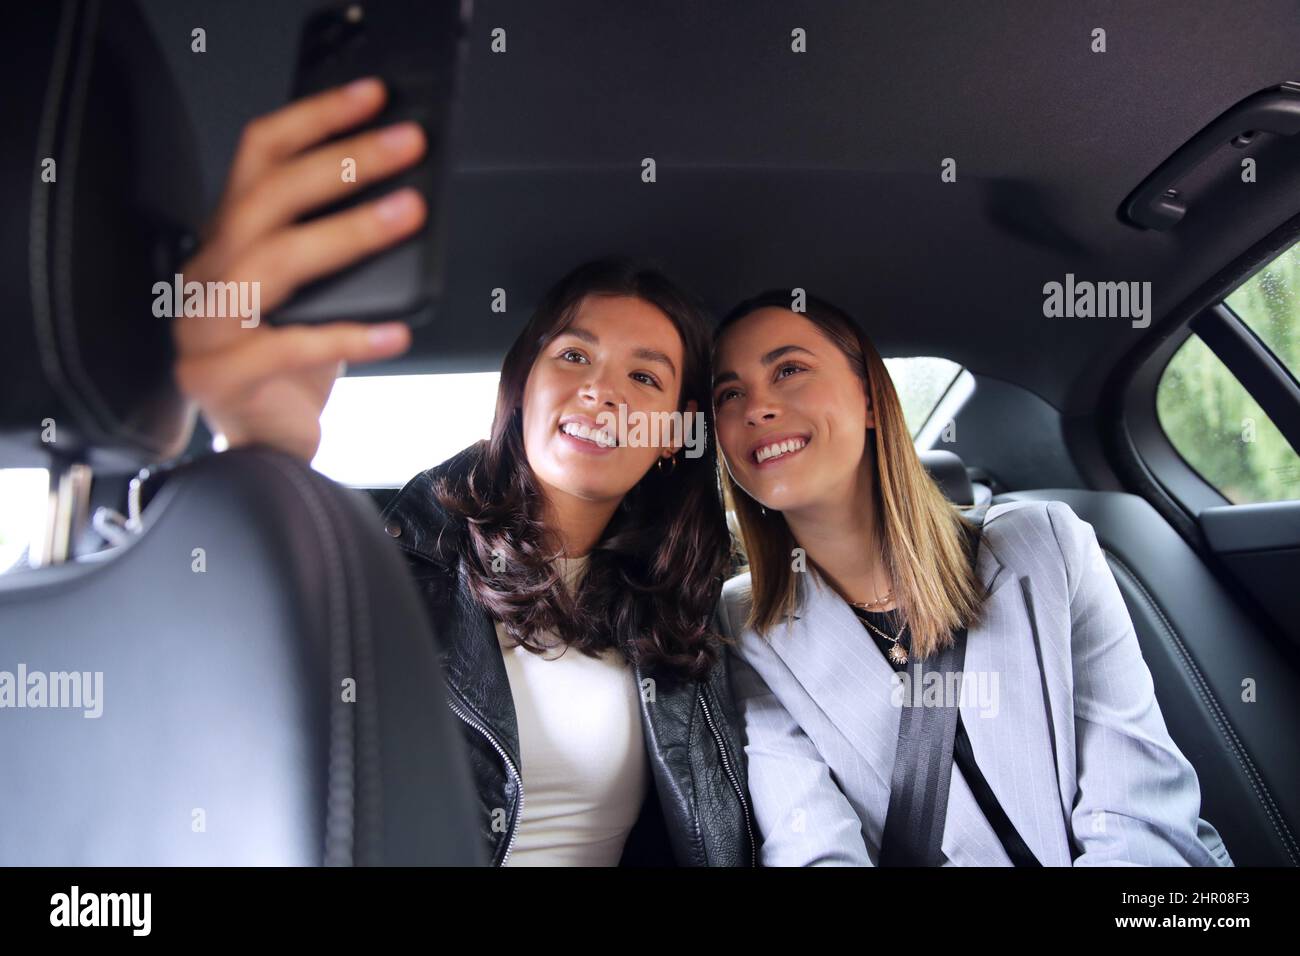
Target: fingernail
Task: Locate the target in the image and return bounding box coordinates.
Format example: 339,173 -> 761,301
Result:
379,122 -> 423,152
368,323 -> 408,349
374,188 -> 421,223
345,77 -> 383,100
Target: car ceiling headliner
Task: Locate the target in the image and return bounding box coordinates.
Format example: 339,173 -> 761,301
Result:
146,0 -> 1300,414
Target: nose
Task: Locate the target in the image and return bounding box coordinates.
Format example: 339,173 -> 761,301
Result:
742,387 -> 780,427
578,364 -> 624,409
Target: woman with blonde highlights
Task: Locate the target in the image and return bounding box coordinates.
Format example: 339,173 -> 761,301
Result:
711,289 -> 1230,867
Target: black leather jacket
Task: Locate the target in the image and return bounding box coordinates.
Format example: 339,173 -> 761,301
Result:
379,446 -> 756,866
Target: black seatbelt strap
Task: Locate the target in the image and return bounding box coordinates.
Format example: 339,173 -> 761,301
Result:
877,622 -> 967,866
877,507 -> 1042,867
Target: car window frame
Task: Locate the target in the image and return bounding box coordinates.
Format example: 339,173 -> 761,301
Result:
1135,298 -> 1300,516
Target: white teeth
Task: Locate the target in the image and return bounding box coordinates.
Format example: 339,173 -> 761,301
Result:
561,422 -> 615,447
756,437 -> 806,463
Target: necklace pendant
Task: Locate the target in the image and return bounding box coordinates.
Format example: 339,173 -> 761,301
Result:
888,643 -> 909,665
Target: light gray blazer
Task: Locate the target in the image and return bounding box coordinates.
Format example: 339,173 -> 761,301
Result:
718,499 -> 1232,867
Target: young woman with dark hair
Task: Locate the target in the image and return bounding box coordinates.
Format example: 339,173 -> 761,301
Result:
172,81 -> 753,866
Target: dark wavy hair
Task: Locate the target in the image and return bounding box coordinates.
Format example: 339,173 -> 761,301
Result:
433,258 -> 730,682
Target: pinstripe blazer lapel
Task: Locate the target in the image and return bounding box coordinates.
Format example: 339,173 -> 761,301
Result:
949,537 -> 1075,866
765,570 -> 905,804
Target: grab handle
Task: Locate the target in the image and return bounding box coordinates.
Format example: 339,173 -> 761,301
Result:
1121,81 -> 1300,230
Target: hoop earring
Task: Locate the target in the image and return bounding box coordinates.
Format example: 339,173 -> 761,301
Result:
760,505 -> 767,516
657,454 -> 678,475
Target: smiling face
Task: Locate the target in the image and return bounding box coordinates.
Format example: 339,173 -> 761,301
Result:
712,306 -> 876,513
521,293 -> 690,508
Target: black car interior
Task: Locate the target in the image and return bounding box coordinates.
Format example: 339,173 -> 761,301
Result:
1,0 -> 1298,866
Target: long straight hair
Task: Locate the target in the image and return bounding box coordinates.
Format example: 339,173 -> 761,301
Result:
715,290 -> 982,659
434,258 -> 730,682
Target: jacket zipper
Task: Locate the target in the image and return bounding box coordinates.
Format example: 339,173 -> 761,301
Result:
698,689 -> 757,866
445,690 -> 525,866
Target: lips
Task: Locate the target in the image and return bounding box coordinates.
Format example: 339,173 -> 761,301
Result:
749,433 -> 810,466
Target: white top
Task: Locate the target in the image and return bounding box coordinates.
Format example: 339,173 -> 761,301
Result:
495,555 -> 650,866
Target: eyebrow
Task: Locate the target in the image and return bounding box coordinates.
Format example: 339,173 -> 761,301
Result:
555,326 -> 678,379
713,344 -> 815,387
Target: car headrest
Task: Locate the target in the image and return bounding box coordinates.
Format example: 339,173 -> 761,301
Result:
0,0 -> 202,473
919,449 -> 974,507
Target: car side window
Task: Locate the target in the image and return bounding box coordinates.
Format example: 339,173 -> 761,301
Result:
0,468 -> 48,573
881,357 -> 963,437
1225,242 -> 1299,383
1157,238 -> 1300,505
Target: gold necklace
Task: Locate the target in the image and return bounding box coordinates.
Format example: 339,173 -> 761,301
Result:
849,592 -> 894,612
856,612 -> 911,665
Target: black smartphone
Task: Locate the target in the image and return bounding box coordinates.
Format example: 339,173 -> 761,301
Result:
272,0 -> 471,327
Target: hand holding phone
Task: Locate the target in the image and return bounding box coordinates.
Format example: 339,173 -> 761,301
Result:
172,78 -> 423,463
